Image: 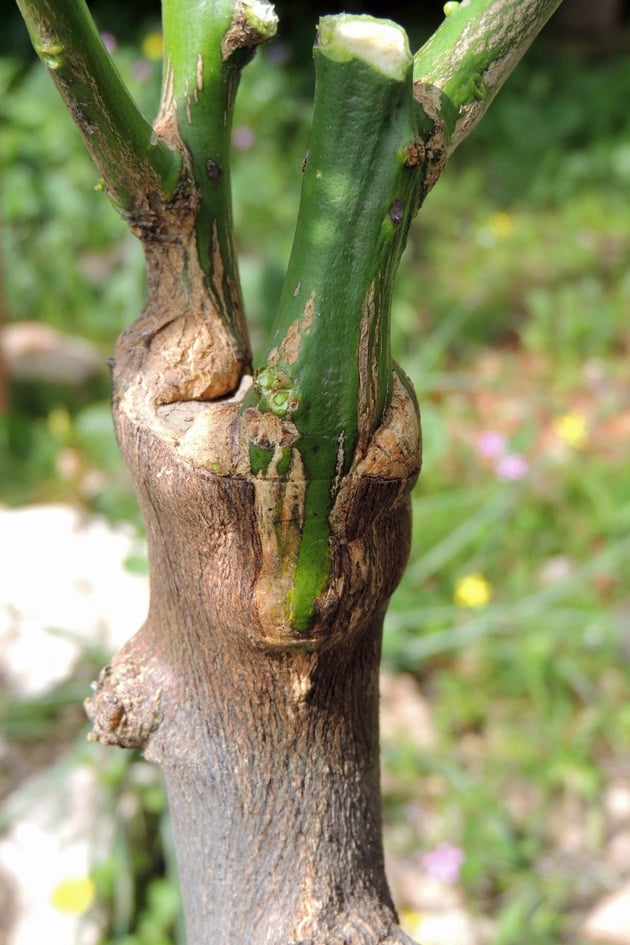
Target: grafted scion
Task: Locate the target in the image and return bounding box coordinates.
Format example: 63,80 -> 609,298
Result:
245,15 -> 424,633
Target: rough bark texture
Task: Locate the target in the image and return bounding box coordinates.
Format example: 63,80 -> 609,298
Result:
85,230 -> 421,942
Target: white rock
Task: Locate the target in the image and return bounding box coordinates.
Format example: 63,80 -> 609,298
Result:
0,763 -> 108,945
605,782 -> 630,826
606,830 -> 630,875
0,505 -> 151,945
406,907 -> 479,945
1,322 -> 102,384
582,880 -> 630,944
0,504 -> 148,696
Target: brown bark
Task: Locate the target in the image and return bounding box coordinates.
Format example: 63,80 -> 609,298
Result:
85,233 -> 421,942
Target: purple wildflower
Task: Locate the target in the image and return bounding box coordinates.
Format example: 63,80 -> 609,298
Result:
232,125 -> 256,150
421,843 -> 465,884
475,430 -> 507,459
101,32 -> 117,54
495,452 -> 529,481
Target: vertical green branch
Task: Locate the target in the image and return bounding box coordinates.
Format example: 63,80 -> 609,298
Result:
159,0 -> 277,354
246,15 -> 424,631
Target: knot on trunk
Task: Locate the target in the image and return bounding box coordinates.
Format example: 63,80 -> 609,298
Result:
84,644 -> 166,749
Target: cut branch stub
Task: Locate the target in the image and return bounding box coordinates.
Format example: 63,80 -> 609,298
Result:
242,15 -> 424,632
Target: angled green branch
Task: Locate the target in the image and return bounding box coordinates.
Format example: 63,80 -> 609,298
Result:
17,0 -> 277,375
413,0 -> 564,198
15,0 -> 181,213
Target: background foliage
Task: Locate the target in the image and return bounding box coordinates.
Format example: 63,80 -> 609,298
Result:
1,6 -> 629,944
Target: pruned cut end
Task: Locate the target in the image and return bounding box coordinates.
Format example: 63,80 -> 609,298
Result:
242,0 -> 278,37
318,14 -> 411,80
222,0 -> 278,58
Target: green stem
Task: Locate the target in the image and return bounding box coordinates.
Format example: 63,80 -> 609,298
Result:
246,15 -> 423,632
413,0 -> 564,187
15,0 -> 181,212
159,0 -> 277,350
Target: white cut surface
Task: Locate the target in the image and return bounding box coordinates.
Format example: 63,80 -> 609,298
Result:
335,19 -> 409,79
243,0 -> 278,34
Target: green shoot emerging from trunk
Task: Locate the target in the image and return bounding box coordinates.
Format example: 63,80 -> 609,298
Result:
244,15 -> 424,632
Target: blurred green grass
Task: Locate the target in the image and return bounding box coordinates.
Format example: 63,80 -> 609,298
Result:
1,23 -> 629,945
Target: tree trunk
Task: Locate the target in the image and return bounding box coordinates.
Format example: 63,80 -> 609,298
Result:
86,309 -> 420,941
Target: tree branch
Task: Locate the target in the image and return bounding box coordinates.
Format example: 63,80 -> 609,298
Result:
156,0 -> 277,371
15,0 -> 181,213
244,15 -> 423,632
413,0 -> 564,197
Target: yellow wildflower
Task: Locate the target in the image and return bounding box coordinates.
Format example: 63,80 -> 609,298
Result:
552,412 -> 588,450
142,31 -> 163,60
50,876 -> 95,914
487,210 -> 514,239
454,573 -> 493,608
47,406 -> 72,439
398,907 -> 425,937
